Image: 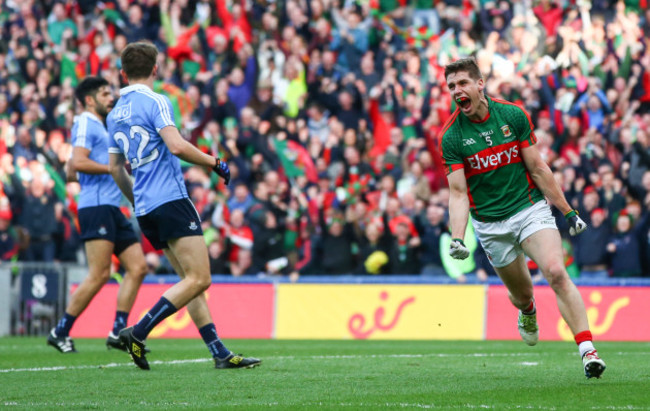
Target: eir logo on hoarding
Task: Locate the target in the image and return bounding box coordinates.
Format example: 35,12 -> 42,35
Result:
347,291 -> 416,339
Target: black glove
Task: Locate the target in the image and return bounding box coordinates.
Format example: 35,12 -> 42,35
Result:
565,210 -> 587,236
213,157 -> 230,185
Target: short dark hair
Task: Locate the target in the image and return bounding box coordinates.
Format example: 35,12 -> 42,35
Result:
75,76 -> 109,108
444,57 -> 483,81
121,41 -> 158,80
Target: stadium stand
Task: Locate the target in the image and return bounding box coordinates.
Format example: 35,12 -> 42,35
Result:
1,0 -> 650,281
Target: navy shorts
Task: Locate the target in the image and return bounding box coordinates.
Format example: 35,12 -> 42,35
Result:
137,198 -> 203,250
78,205 -> 139,256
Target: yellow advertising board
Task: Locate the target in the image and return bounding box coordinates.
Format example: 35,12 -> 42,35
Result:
276,284 -> 485,340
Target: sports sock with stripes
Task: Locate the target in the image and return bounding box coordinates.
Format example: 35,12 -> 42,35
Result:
132,297 -> 177,341
198,323 -> 231,359
112,311 -> 129,335
575,330 -> 595,357
54,313 -> 77,338
522,299 -> 536,315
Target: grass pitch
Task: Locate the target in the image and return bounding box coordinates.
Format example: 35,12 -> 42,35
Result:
0,338 -> 648,410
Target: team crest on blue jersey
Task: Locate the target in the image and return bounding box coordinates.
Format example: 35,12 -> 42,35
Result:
500,125 -> 512,138
98,226 -> 108,236
112,103 -> 132,122
189,221 -> 198,231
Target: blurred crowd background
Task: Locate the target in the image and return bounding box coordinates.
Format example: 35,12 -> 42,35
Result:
1,0 -> 650,281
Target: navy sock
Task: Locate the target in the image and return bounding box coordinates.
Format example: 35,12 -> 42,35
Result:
132,297 -> 177,341
54,313 -> 77,337
112,311 -> 129,335
198,323 -> 231,359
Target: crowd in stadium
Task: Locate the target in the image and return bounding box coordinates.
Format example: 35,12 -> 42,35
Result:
1,0 -> 650,280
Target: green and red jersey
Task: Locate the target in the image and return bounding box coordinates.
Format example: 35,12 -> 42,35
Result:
440,96 -> 544,222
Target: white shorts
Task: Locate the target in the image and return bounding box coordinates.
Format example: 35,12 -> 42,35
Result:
472,201 -> 557,268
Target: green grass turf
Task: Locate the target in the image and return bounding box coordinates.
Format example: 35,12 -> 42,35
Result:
0,338 -> 648,410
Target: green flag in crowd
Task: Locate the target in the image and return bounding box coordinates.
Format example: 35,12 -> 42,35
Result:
153,81 -> 196,129
60,54 -> 77,87
274,139 -> 318,182
44,162 -> 67,203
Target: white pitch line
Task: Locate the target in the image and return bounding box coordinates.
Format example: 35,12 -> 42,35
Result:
0,358 -> 211,373
456,406 -> 650,410
4,402 -> 648,410
0,350 -> 646,374
266,403 -> 650,410
0,353 -> 534,373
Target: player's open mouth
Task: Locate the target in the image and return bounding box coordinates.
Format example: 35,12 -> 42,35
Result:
456,96 -> 471,111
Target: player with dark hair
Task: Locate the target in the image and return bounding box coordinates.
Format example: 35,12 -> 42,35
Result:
48,76 -> 148,353
108,42 -> 260,370
440,57 -> 606,379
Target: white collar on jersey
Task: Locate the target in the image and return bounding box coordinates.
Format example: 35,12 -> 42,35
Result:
74,111 -> 103,124
120,84 -> 152,95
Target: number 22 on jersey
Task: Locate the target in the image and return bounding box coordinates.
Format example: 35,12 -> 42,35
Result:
113,125 -> 159,169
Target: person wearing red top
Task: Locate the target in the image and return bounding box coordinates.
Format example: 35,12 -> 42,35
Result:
0,199 -> 18,261
533,0 -> 565,39
368,86 -> 396,157
215,0 -> 252,53
225,208 -> 254,264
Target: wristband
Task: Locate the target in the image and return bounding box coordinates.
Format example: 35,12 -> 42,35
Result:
452,238 -> 465,246
564,210 -> 578,219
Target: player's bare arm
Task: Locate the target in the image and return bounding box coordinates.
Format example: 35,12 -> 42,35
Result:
447,169 -> 470,240
70,146 -> 110,175
108,152 -> 135,205
521,144 -> 572,214
159,125 -> 218,168
522,144 -> 587,235
64,159 -> 78,183
447,169 -> 471,259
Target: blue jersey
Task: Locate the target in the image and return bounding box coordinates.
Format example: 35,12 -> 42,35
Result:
71,112 -> 122,209
107,84 -> 188,217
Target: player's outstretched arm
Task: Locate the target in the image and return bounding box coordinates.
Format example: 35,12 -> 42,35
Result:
159,126 -> 217,168
521,144 -> 587,235
448,169 -> 470,240
447,169 -> 471,259
108,152 -> 135,205
69,146 -> 110,175
521,144 -> 572,214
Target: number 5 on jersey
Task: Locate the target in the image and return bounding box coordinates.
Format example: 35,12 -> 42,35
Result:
113,125 -> 160,169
